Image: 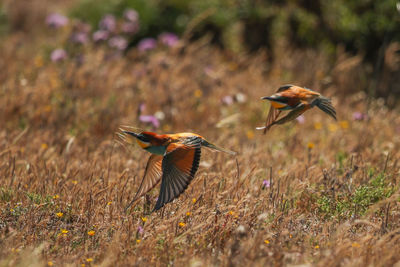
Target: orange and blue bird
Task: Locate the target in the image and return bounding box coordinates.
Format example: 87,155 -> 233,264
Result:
119,129 -> 236,212
256,85 -> 336,134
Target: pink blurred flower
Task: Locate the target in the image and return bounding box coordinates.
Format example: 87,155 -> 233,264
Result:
76,22 -> 91,33
352,111 -> 367,121
93,30 -> 109,42
296,115 -> 305,124
262,179 -> 270,189
139,115 -> 160,128
137,225 -> 144,234
50,49 -> 67,62
122,22 -> 139,34
137,38 -> 156,51
108,36 -> 128,50
221,95 -> 234,105
158,32 -> 179,47
46,13 -> 68,28
70,32 -> 88,44
139,103 -> 146,113
99,14 -> 116,32
124,9 -> 139,23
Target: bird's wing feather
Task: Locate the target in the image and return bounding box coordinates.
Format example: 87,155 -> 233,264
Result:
125,154 -> 163,211
256,105 -> 282,134
271,103 -> 308,126
153,138 -> 202,211
314,96 -> 336,120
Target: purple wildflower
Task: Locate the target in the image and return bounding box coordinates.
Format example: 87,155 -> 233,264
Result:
262,179 -> 270,189
124,9 -> 139,23
70,32 -> 88,44
139,115 -> 160,128
46,13 -> 68,28
352,111 -> 367,121
108,36 -> 128,50
222,95 -> 234,105
50,49 -> 67,62
122,22 -> 139,34
139,103 -> 146,113
93,30 -> 109,42
137,225 -> 144,234
137,38 -> 156,51
99,14 -> 116,32
296,115 -> 305,124
76,22 -> 91,33
159,32 -> 179,47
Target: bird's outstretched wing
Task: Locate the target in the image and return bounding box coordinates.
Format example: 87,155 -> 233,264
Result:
313,96 -> 337,120
270,102 -> 308,126
256,104 -> 281,134
153,138 -> 202,211
125,154 -> 163,212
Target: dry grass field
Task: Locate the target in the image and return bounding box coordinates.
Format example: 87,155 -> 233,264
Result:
1,25 -> 400,266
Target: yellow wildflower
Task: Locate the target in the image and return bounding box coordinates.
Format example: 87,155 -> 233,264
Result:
81,264 -> 85,267
178,222 -> 186,228
56,212 -> 63,218
307,142 -> 315,149
264,239 -> 270,244
186,212 -> 191,216
352,242 -> 360,248
41,143 -> 48,150
34,55 -> 44,67
246,130 -> 255,140
141,217 -> 147,223
339,120 -> 349,129
314,122 -> 322,130
228,211 -> 234,216
328,123 -> 338,132
87,230 -> 95,236
289,234 -> 293,238
194,89 -> 203,98
136,239 -> 141,244
314,245 -> 320,249
44,105 -> 52,113
107,201 -> 112,206
61,229 -> 68,234
47,261 -> 53,266
53,195 -> 59,200
86,258 -> 93,262
10,209 -> 14,213
192,198 -> 197,204
71,180 -> 78,185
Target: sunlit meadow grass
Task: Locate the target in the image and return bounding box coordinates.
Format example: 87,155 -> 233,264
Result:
0,32 -> 400,266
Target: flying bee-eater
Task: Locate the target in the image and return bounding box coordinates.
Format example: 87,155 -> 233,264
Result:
119,129 -> 236,212
256,85 -> 336,134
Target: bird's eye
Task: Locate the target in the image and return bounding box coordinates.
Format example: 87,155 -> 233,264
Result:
138,134 -> 149,142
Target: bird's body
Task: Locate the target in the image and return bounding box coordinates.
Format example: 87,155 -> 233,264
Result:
119,130 -> 236,212
257,85 -> 336,134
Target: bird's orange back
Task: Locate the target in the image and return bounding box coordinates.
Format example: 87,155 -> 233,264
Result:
280,86 -> 320,102
142,131 -> 171,146
167,132 -> 203,141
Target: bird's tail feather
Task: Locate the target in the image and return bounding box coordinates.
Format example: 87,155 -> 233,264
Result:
202,140 -> 237,155
315,97 -> 336,120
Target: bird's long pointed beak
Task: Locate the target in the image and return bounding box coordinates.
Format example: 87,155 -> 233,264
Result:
122,130 -> 140,139
117,129 -> 140,145
261,96 -> 275,101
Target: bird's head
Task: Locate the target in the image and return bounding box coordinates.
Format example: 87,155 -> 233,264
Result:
122,131 -> 169,149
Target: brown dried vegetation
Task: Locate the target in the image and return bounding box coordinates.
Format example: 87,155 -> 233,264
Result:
1,32 -> 400,266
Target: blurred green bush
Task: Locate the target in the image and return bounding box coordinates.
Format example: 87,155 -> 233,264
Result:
69,0 -> 399,57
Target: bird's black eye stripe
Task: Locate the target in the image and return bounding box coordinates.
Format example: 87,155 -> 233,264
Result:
138,134 -> 149,142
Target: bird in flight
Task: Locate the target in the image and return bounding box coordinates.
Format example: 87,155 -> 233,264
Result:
256,85 -> 336,134
119,129 -> 236,212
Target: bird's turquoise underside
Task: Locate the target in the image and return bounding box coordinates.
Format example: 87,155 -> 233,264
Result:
145,146 -> 167,155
